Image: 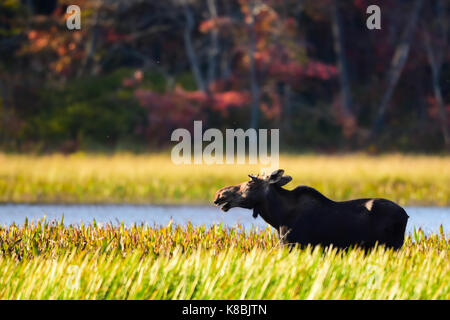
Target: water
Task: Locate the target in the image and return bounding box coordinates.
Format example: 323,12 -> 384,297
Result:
0,204 -> 448,235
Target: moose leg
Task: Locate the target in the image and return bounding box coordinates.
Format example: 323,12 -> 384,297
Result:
277,226 -> 292,248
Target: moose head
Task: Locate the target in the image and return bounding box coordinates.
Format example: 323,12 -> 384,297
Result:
213,169 -> 292,213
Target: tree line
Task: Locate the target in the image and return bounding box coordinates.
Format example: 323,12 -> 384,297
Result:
0,0 -> 449,152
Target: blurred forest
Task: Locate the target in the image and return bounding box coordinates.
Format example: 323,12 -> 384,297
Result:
0,0 -> 449,153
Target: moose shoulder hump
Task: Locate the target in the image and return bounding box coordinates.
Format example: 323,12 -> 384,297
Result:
290,185 -> 335,204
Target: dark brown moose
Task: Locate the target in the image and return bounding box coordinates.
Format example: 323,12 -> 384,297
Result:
214,169 -> 408,250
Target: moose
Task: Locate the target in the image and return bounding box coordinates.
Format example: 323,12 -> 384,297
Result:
213,169 -> 408,250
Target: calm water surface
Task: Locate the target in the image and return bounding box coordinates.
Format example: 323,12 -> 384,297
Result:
0,204 -> 448,235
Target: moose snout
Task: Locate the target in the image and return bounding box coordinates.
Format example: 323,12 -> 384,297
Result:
213,189 -> 227,205
213,186 -> 239,210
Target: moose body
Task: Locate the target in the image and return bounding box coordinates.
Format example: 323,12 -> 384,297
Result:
214,170 -> 408,250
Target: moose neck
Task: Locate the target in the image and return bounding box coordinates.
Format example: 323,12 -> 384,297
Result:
254,186 -> 288,230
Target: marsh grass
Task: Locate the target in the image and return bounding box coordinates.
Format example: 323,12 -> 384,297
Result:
0,153 -> 448,299
0,220 -> 448,299
0,153 -> 449,205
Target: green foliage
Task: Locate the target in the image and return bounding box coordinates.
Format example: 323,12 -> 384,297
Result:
289,103 -> 343,149
175,72 -> 197,91
142,71 -> 168,93
19,69 -> 147,149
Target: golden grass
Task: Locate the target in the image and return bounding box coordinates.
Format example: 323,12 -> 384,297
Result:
0,152 -> 449,205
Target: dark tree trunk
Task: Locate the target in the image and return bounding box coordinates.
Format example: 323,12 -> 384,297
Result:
80,7 -> 100,76
206,0 -> 219,87
370,0 -> 424,138
0,79 -> 9,143
182,2 -> 206,92
249,1 -> 260,130
283,83 -> 292,132
331,0 -> 354,122
423,0 -> 450,149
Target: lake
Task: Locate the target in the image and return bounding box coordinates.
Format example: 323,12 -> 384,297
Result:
0,204 -> 448,234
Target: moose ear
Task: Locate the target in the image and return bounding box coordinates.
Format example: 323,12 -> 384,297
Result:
267,169 -> 285,184
276,175 -> 292,186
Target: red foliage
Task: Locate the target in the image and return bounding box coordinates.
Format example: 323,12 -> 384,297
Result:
134,88 -> 203,142
122,70 -> 144,87
211,91 -> 251,112
260,90 -> 282,121
353,0 -> 368,10
269,60 -> 338,82
134,81 -> 251,142
235,45 -> 338,83
427,97 -> 450,124
105,28 -> 129,43
199,17 -> 232,33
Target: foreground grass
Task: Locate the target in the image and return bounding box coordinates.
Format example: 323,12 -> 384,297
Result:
0,153 -> 449,205
0,221 -> 448,299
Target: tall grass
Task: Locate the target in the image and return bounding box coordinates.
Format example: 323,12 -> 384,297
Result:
0,153 -> 449,205
0,221 -> 448,299
0,219 -> 278,259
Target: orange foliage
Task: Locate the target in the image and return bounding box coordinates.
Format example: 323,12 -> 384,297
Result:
25,28 -> 86,75
199,17 -> 232,33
